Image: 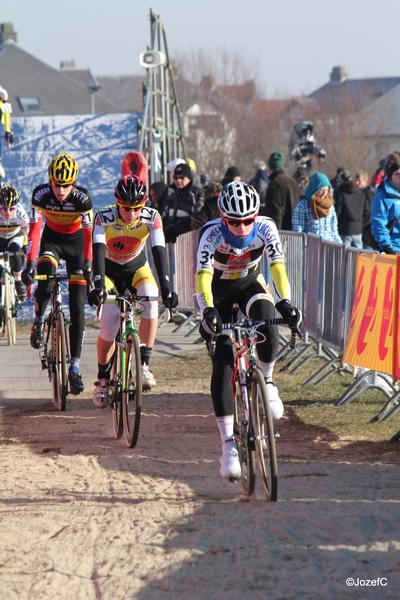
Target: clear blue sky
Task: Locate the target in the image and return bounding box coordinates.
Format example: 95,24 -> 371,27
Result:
2,0 -> 399,98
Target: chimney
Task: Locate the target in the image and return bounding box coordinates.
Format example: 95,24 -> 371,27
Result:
60,60 -> 76,70
330,66 -> 347,83
0,23 -> 17,45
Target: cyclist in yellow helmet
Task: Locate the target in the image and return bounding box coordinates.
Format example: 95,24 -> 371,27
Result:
22,152 -> 93,395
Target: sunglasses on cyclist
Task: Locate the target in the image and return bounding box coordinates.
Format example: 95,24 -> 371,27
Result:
225,217 -> 256,227
0,205 -> 16,211
51,182 -> 72,188
117,203 -> 143,212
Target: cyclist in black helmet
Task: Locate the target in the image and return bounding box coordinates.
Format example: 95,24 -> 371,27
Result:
89,174 -> 179,408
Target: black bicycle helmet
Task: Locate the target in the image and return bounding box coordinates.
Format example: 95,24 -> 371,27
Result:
114,174 -> 147,206
0,183 -> 19,208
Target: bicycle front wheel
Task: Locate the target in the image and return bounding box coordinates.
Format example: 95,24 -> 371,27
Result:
51,312 -> 68,411
4,272 -> 16,346
122,333 -> 142,448
234,374 -> 256,496
110,340 -> 123,439
251,367 -> 278,501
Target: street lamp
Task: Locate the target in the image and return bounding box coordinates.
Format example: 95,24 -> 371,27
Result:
138,50 -> 167,182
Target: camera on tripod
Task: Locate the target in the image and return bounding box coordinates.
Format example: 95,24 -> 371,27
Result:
289,121 -> 326,165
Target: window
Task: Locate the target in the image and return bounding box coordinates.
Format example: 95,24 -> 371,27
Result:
17,96 -> 44,112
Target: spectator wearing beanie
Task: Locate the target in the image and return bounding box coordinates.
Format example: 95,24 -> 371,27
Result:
334,170 -> 370,248
163,162 -> 202,227
221,166 -> 241,187
292,172 -> 341,242
264,151 -> 300,230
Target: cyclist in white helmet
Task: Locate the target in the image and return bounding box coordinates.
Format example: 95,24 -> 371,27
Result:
196,181 -> 301,480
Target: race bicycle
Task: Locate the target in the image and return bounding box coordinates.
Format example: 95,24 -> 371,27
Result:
96,292 -> 164,448
0,250 -> 24,345
37,274 -> 71,411
210,306 -> 299,502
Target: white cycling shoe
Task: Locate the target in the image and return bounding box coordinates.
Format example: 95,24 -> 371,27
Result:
93,379 -> 109,409
142,363 -> 156,390
220,440 -> 241,479
265,382 -> 284,420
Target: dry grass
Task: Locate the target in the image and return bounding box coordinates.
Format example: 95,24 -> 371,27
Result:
151,344 -> 400,448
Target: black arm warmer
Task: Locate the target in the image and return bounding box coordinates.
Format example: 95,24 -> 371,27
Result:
151,245 -> 170,289
92,242 -> 106,286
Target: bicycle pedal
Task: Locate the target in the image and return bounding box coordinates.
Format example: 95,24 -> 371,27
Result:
228,477 -> 240,483
40,358 -> 47,370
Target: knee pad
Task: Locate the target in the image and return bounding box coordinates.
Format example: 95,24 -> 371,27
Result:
136,282 -> 159,319
100,303 -> 120,342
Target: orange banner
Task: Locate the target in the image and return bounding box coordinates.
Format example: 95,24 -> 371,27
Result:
343,253 -> 398,376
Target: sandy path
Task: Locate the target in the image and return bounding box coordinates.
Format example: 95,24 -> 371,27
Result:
0,328 -> 400,599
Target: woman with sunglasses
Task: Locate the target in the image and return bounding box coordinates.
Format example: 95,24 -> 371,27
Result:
196,181 -> 301,480
0,183 -> 29,300
22,152 -> 93,395
88,174 -> 179,407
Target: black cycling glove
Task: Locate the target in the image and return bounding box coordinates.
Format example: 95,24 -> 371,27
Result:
202,307 -> 222,335
275,299 -> 302,332
161,288 -> 179,309
21,260 -> 36,286
88,287 -> 107,307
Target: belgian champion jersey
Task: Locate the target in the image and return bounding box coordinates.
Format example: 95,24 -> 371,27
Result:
30,184 -> 93,233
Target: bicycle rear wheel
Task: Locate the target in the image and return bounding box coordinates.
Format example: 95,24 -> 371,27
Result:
251,367 -> 278,501
4,272 -> 16,346
51,312 -> 68,411
233,374 -> 256,496
122,332 -> 142,448
110,340 -> 123,439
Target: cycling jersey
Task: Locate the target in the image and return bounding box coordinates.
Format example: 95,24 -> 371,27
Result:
0,204 -> 29,241
195,216 -> 291,313
92,204 -> 170,292
27,184 -> 93,263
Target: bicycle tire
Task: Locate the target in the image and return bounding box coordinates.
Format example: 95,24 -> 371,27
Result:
251,367 -> 278,501
4,272 -> 16,346
52,312 -> 68,411
110,340 -> 123,439
233,373 -> 256,496
122,332 -> 142,448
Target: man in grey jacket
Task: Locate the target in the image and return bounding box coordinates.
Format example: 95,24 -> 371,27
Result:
264,152 -> 300,230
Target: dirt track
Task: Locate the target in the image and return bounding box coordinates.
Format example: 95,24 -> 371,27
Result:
0,327 -> 399,599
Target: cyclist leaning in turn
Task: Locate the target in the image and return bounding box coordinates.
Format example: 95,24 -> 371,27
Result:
88,174 -> 179,408
22,153 -> 93,395
0,182 -> 29,301
196,181 -> 302,480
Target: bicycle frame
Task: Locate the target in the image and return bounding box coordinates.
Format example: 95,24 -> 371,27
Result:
97,292 -> 162,447
37,274 -> 70,410
0,250 -> 22,345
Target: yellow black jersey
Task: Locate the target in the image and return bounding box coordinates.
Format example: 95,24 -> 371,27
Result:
93,205 -> 165,265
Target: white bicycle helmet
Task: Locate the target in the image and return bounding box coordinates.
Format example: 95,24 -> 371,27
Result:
218,181 -> 260,220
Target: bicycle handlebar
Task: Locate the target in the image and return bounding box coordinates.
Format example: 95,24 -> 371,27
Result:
209,317 -> 300,356
34,274 -> 70,281
95,293 -> 170,323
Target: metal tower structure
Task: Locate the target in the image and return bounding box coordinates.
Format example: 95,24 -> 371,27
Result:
137,9 -> 186,185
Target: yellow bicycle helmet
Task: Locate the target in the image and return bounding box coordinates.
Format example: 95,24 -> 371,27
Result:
48,153 -> 79,185
0,183 -> 19,208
